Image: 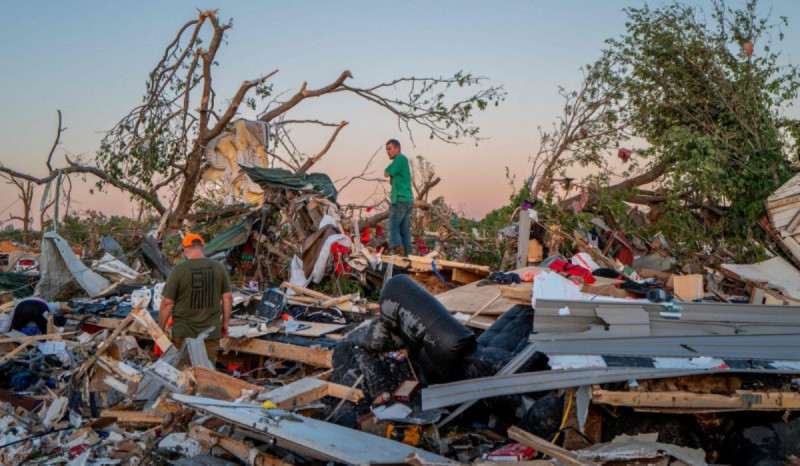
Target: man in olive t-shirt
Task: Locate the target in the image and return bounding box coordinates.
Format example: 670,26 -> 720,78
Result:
158,233 -> 232,364
383,138 -> 414,256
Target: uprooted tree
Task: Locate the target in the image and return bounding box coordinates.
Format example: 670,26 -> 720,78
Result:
527,0 -> 800,260
23,9 -> 499,236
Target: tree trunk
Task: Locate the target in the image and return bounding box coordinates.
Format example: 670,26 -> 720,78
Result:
167,147 -> 205,232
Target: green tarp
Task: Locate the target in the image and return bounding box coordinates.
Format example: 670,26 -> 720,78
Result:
0,272 -> 37,298
204,220 -> 252,257
240,165 -> 338,202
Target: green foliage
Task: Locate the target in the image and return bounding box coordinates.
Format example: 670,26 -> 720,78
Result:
609,1 -> 797,230
536,0 -> 800,260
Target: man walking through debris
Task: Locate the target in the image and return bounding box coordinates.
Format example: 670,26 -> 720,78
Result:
158,233 -> 232,365
6,297 -> 71,335
383,138 -> 414,256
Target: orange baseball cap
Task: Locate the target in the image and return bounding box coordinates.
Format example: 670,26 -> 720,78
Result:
182,233 -> 204,248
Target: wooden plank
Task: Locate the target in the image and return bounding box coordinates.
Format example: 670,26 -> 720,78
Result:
264,377 -> 331,409
190,366 -> 266,401
280,282 -> 331,301
319,294 -> 354,309
222,338 -> 332,368
100,410 -> 164,425
527,238 -> 544,263
189,424 -> 291,466
516,210 -> 532,269
0,332 -> 77,345
0,340 -> 33,365
787,209 -> 800,233
592,388 -> 800,411
451,268 -> 482,285
325,381 -> 365,403
507,426 -> 597,466
767,192 -> 800,210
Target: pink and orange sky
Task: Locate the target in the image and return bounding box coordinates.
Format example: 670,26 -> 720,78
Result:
2,1 -> 800,227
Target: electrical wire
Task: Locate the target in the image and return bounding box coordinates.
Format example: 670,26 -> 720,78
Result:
550,388 -> 575,446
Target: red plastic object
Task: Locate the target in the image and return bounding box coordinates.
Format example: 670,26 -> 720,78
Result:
548,258 -> 596,284
484,443 -> 536,461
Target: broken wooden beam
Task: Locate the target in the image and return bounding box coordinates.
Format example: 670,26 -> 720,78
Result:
592,387 -> 800,412
508,426 -> 598,466
189,424 -> 291,466
222,337 -> 333,368
100,410 -> 164,426
263,377 -> 364,409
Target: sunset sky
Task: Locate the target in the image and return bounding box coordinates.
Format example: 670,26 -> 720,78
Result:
2,1 -> 800,226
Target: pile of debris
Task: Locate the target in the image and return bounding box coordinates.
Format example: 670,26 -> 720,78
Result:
3,167 -> 800,465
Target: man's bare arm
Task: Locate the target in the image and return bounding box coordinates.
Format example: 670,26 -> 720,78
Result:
158,297 -> 175,331
221,292 -> 233,336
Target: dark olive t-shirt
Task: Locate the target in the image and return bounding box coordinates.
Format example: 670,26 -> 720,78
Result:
162,257 -> 231,339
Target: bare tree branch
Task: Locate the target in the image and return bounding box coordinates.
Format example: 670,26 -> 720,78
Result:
297,121 -> 348,173
260,71 -> 354,123
46,110 -> 65,173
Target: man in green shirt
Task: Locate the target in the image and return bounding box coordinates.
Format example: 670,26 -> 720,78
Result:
158,233 -> 232,365
383,139 -> 414,256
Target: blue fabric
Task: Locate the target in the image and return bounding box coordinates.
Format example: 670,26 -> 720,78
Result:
388,201 -> 413,253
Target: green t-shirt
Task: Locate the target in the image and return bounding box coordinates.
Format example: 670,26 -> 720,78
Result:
385,153 -> 414,204
162,257 -> 231,339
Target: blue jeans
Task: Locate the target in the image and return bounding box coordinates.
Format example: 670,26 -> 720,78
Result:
388,201 -> 413,254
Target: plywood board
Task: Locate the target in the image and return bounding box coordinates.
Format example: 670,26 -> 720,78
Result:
673,274 -> 703,301
222,338 -> 332,368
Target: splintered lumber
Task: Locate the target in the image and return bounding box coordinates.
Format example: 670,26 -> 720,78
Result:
592,387 -> 800,412
0,340 -> 34,365
281,282 -> 331,301
130,307 -> 173,351
508,426 -> 598,466
74,311 -> 137,380
378,254 -> 491,276
189,424 -> 291,466
66,313 -> 149,337
100,410 -> 164,426
222,337 -> 332,368
97,354 -> 142,383
319,293 -> 354,309
280,282 -> 354,311
189,366 -> 266,401
263,377 -> 364,409
0,332 -> 77,346
0,333 -> 71,364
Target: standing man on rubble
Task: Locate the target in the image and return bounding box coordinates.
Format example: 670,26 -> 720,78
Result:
158,233 -> 232,365
383,138 -> 414,256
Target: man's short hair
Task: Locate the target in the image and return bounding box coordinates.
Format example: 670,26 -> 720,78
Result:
386,139 -> 401,150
